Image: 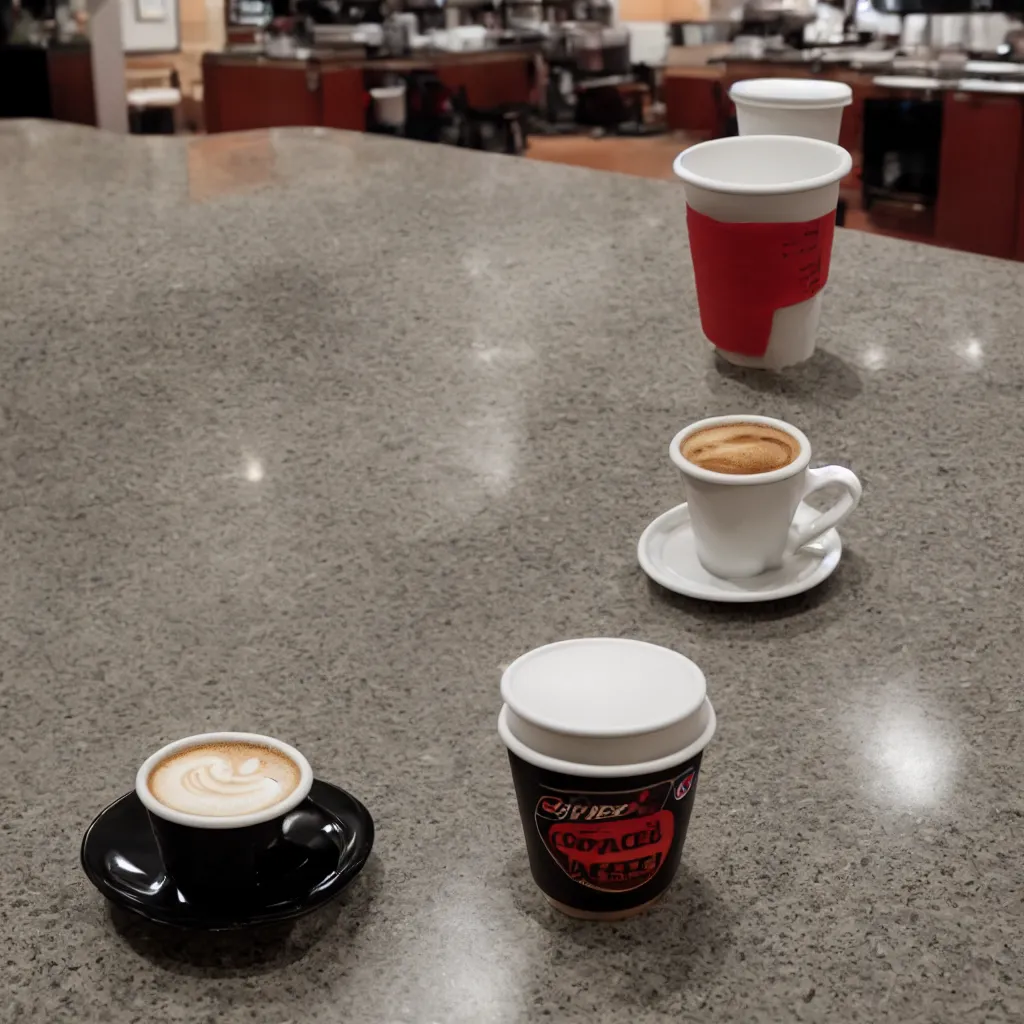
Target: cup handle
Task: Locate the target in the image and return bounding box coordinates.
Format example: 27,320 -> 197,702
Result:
788,466 -> 862,553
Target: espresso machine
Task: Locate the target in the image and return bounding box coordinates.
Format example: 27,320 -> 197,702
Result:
736,0 -> 817,50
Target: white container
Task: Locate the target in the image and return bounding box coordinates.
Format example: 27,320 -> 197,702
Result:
498,638 -> 716,776
730,78 -> 852,145
669,415 -> 862,579
448,25 -> 488,51
673,134 -> 852,370
623,23 -> 669,67
370,85 -> 406,129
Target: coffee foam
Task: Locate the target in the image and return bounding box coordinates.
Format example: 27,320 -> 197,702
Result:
682,422 -> 800,475
148,742 -> 301,818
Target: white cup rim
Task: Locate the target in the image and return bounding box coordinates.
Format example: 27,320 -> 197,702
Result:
673,135 -> 852,196
498,702 -> 716,778
135,732 -> 314,830
729,78 -> 853,110
732,95 -> 852,112
670,414 -> 811,486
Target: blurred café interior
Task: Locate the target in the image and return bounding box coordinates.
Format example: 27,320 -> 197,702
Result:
4,0 -> 1024,260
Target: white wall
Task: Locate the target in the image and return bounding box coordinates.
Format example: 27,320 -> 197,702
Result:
121,0 -> 180,53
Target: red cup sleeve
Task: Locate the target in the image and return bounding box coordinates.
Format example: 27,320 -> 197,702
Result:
686,207 -> 837,358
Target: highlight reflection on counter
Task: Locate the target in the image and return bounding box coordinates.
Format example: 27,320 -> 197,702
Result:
956,337 -> 985,368
859,344 -> 889,371
864,704 -> 956,810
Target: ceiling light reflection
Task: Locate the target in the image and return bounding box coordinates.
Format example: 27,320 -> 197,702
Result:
870,711 -> 954,809
860,344 -> 888,371
420,890 -> 524,1022
112,854 -> 145,876
244,458 -> 264,483
956,337 -> 984,367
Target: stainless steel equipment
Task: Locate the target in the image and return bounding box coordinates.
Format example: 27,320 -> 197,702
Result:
741,0 -> 817,34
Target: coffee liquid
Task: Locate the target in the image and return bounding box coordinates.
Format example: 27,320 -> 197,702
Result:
681,422 -> 800,475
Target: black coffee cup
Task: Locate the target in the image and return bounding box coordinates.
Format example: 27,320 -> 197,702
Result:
498,639 -> 717,919
135,732 -> 315,904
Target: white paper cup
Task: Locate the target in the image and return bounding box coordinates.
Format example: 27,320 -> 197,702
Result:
673,135 -> 851,370
730,78 -> 852,145
370,85 -> 406,128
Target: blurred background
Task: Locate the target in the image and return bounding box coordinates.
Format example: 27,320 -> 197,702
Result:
4,0 -> 1024,258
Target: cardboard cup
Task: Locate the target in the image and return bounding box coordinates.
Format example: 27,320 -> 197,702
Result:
498,639 -> 716,919
673,135 -> 852,370
730,78 -> 853,145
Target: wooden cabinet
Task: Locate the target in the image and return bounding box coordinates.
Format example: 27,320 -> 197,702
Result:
663,71 -> 724,134
47,49 -> 97,126
204,54 -> 531,135
936,91 -> 1022,260
321,67 -> 367,132
203,58 -> 322,133
437,58 -> 532,110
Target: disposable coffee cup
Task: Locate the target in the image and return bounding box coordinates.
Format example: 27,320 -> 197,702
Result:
730,78 -> 852,145
673,135 -> 852,370
370,85 -> 406,129
136,732 -> 314,904
497,639 -> 716,920
670,414 -> 862,579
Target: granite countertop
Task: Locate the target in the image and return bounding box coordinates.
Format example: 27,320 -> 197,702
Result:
1,121 -> 1022,1024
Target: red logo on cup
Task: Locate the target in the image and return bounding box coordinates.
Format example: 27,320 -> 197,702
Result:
535,781 -> 678,892
673,770 -> 695,801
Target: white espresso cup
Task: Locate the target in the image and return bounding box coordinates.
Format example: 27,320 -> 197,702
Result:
670,414 -> 862,579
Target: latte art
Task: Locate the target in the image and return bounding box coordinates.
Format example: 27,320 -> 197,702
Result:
148,742 -> 302,817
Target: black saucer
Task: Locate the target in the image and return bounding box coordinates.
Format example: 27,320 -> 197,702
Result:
81,779 -> 374,930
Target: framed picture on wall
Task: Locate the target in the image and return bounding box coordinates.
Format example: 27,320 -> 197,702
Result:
124,0 -> 180,52
136,0 -> 168,21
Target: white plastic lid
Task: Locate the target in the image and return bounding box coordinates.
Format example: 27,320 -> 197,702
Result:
730,78 -> 852,109
501,638 -> 706,738
499,700 -> 716,776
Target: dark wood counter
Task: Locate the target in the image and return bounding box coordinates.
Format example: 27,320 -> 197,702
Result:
203,55 -> 341,132
202,47 -> 537,135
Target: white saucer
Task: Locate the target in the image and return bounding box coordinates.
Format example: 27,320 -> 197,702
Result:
637,502 -> 842,603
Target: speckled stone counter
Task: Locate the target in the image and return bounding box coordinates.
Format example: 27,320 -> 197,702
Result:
1,120 -> 1021,1024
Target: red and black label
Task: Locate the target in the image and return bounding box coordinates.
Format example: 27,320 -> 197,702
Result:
534,769 -> 697,893
508,749 -> 704,914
